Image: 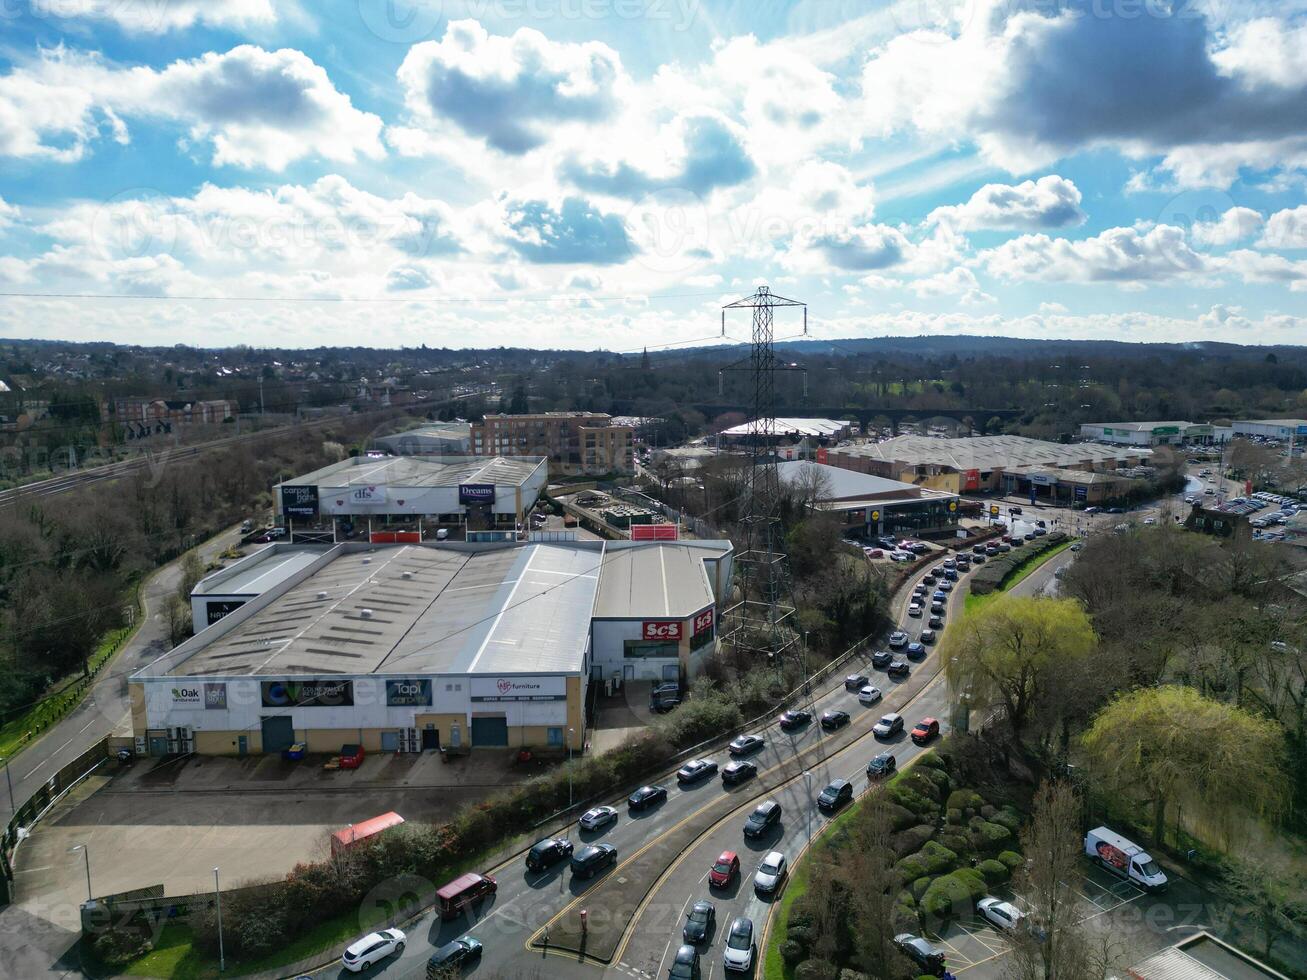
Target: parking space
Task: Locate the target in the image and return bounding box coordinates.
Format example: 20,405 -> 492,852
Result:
934,918 -> 1012,971
1072,864 -> 1146,917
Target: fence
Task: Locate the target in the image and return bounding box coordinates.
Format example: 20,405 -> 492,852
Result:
610,486 -> 720,539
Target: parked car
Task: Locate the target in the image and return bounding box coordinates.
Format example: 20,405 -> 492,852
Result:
677,759 -> 719,784
668,943 -> 700,980
873,713 -> 904,739
722,917 -> 756,974
628,784 -> 668,811
709,850 -> 740,888
871,650 -> 893,668
919,629 -> 937,644
844,673 -> 870,691
977,897 -> 1024,932
728,734 -> 765,756
743,800 -> 782,838
911,717 -> 940,744
858,684 -> 882,705
778,709 -> 812,731
525,837 -> 574,872
339,744 -> 366,769
571,843 -> 618,878
721,760 -> 758,785
753,851 -> 787,893
866,752 -> 897,779
820,709 -> 850,730
425,936 -> 482,976
894,933 -> 946,974
886,660 -> 910,678
683,900 -> 716,944
344,929 -> 405,973
817,779 -> 853,812
579,805 -> 618,832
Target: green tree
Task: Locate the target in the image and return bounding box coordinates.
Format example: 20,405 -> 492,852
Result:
940,596 -> 1097,743
1080,686 -> 1286,847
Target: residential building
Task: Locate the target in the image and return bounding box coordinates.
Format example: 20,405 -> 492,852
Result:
470,412 -> 635,475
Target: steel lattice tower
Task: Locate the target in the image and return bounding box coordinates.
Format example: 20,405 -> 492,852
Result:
720,285 -> 807,673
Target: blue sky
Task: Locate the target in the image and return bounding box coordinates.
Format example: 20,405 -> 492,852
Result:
0,0 -> 1305,350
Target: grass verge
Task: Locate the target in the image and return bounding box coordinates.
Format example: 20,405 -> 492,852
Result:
964,538 -> 1075,615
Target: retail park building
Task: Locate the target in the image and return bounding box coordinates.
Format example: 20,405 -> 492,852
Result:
130,539 -> 731,758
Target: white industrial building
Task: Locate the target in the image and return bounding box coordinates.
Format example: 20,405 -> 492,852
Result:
372,422 -> 473,456
1231,419 -> 1307,441
132,539 -> 732,758
1079,421 -> 1214,446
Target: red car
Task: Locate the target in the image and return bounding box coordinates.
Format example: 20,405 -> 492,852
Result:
708,850 -> 739,888
339,743 -> 366,769
910,718 -> 940,745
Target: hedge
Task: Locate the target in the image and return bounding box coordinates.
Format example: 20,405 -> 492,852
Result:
897,840 -> 958,880
977,858 -> 1010,885
998,850 -> 1024,869
968,533 -> 1068,595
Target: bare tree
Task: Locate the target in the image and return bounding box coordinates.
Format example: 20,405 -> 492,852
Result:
846,789 -> 912,978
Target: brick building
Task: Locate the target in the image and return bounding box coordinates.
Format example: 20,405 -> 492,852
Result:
470,412 -> 634,476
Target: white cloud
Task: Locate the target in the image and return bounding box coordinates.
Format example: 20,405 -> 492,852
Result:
1191,207 -> 1264,246
928,176 -> 1085,231
908,267 -> 995,305
46,0 -> 277,34
1261,205 -> 1307,249
1223,249 -> 1307,290
1197,304 -> 1253,330
1039,301 -> 1068,315
0,195 -> 18,228
982,225 -> 1212,285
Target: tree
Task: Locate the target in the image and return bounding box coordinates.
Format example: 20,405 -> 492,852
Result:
1223,856 -> 1307,959
177,550 -> 206,604
1080,686 -> 1286,847
940,596 -> 1097,743
845,790 -> 911,978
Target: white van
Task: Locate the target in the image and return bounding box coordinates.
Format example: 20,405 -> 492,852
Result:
1084,827 -> 1167,892
435,528 -> 449,541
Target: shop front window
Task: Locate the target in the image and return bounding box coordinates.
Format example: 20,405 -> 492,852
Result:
624,640 -> 678,659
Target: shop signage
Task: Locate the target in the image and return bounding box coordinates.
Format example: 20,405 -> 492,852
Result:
470,676 -> 567,702
261,679 -> 354,708
1075,486 -> 1088,500
350,485 -> 387,505
869,510 -> 881,522
280,485 -> 319,519
385,679 -> 432,707
989,505 -> 1000,516
204,683 -> 227,710
692,608 -> 714,636
459,483 -> 496,505
1028,473 -> 1056,486
642,620 -> 683,641
964,468 -> 980,491
170,685 -> 203,707
205,599 -> 246,626
948,500 -> 958,512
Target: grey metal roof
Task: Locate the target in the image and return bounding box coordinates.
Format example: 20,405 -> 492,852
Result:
776,460 -> 924,500
835,435 -> 1150,471
282,455 -> 544,489
1084,421 -> 1195,432
192,547 -> 329,597
594,544 -> 719,619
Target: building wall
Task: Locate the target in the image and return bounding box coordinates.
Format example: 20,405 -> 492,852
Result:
471,413 -> 634,475
590,610 -> 716,684
1233,421 -> 1307,440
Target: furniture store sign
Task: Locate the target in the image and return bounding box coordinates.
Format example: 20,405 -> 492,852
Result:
459,483 -> 496,505
350,485 -> 387,505
261,679 -> 355,708
642,620 -> 683,641
470,676 -> 567,702
170,683 -> 227,709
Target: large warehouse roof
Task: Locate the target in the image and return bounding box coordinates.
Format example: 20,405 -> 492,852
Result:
284,454 -> 544,489
776,460 -> 927,500
165,543 -> 599,678
835,434 -> 1149,471
192,546 -> 329,597
594,543 -> 726,618
718,417 -> 849,438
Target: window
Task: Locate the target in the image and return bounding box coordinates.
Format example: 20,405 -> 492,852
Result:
547,727 -> 564,746
624,640 -> 678,659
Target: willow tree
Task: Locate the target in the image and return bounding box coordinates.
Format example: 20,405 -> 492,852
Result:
941,595 -> 1097,744
1081,685 -> 1285,847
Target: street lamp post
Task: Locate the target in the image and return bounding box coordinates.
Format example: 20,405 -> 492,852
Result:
69,843 -> 92,901
0,756 -> 14,815
803,770 -> 812,846
567,727 -> 575,809
214,867 -> 225,972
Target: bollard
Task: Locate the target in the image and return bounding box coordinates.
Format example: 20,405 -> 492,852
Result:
580,909 -> 587,938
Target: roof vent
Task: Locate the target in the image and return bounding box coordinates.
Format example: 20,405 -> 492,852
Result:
316,591 -> 328,600
401,571 -> 413,580
360,608 -> 373,619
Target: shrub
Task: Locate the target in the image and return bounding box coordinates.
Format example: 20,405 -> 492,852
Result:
788,925 -> 814,950
886,802 -> 920,830
890,783 -> 937,816
795,958 -> 839,980
998,850 -> 1024,870
946,807 -> 963,824
788,898 -> 817,931
991,806 -> 1023,831
897,840 -> 958,879
891,824 -> 935,857
980,804 -> 996,819
916,752 -> 946,770
977,859 -> 1010,885
901,768 -> 943,802
92,928 -> 153,967
921,868 -> 989,919
911,876 -> 933,900
938,831 -> 972,857
916,764 -> 950,792
947,789 -> 984,812
972,820 -> 1013,852
840,971 -> 871,980
782,940 -> 807,966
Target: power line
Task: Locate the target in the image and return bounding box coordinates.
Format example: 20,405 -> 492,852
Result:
0,288 -> 726,306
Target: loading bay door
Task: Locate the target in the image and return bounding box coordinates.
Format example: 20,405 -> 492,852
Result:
261,716 -> 294,753
470,716 -> 508,747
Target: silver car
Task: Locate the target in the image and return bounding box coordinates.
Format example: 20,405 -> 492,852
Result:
753,851 -> 787,893
579,805 -> 618,831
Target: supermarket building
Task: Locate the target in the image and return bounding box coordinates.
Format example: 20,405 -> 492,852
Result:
130,539 -> 732,758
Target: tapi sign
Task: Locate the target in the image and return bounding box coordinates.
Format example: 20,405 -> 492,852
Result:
385,679 -> 432,707
643,620 -> 683,641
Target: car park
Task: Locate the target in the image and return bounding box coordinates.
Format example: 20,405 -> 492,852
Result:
817,779 -> 853,811
753,851 -> 787,893
888,630 -> 909,648
743,801 -> 782,838
886,660 -> 910,678
905,641 -> 926,659
525,837 -> 574,872
571,842 -> 618,878
858,684 -> 882,704
628,784 -> 668,811
579,805 -> 618,831
911,717 -> 940,744
683,900 -> 716,943
985,544 -> 1000,556
919,629 -> 937,644
677,759 -> 719,784
778,709 -> 812,731
669,943 -> 700,979
873,713 -> 904,738
344,928 -> 406,972
722,917 -> 756,973
977,896 -> 1024,932
844,673 -> 870,691
820,709 -> 850,730
894,933 -> 946,974
871,650 -> 893,668
866,752 -> 897,779
721,760 -> 757,785
728,733 -> 765,756
426,936 -> 482,976
709,850 -> 740,887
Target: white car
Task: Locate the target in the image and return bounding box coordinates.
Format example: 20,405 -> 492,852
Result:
754,851 -> 787,893
342,928 -> 405,972
579,805 -> 618,831
977,897 -> 1024,932
722,916 -> 756,973
858,685 -> 882,705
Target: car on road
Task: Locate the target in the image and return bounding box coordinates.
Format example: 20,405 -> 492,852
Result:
844,673 -> 870,691
570,842 -> 618,878
911,717 -> 940,744
722,917 -> 756,973
709,850 -> 740,888
942,557 -> 956,569
977,896 -> 1024,932
943,567 -> 958,580
998,543 -> 1012,552
866,752 -> 897,779
858,684 -> 882,705
744,800 -> 782,838
721,760 -> 757,785
778,709 -> 812,731
932,589 -> 947,601
930,601 -> 945,615
579,805 -> 618,832
894,933 -> 947,973
939,580 -> 954,592
677,759 -> 719,784
817,779 -> 853,812
971,552 -> 986,563
754,851 -> 787,893
628,784 -> 668,811
1070,542 -> 1082,551
873,713 -> 904,739
1084,505 -> 1100,514
906,641 -> 926,659
728,733 -> 765,756
886,660 -> 910,678
683,900 -> 716,943
1143,516 -> 1156,525
908,602 -> 923,617
928,615 -> 944,629
919,629 -> 937,644
888,630 -> 910,648
871,650 -> 893,668
820,709 -> 850,730
344,928 -> 405,972
669,943 -> 700,979
922,573 -> 937,585
425,936 -> 482,976
525,837 -> 574,872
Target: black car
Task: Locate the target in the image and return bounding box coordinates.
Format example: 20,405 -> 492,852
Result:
683,900 -> 715,944
919,628 -> 937,644
866,752 -> 897,779
971,544 -> 986,554
894,933 -> 946,974
1009,506 -> 1023,515
930,601 -> 945,615
628,785 -> 668,811
817,778 -> 853,812
1034,526 -> 1048,536
943,568 -> 958,581
743,800 -> 782,838
571,843 -> 617,878
778,709 -> 812,731
652,682 -> 680,700
871,650 -> 893,668
427,937 -> 483,975
820,709 -> 850,730
886,660 -> 910,678
677,759 -> 719,784
922,573 -> 937,585
728,734 -> 764,757
971,552 -> 986,563
928,615 -> 944,629
525,837 -> 574,872
1024,531 -> 1038,541
721,760 -> 758,785
844,673 -> 870,691
668,943 -> 700,980
650,696 -> 681,713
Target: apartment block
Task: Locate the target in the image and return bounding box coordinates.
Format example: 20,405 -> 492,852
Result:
471,412 -> 635,475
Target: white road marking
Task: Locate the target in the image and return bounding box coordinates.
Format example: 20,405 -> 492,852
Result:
656,937 -> 673,979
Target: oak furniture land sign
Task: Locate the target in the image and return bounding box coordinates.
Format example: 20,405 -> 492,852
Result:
459,483 -> 496,505
692,608 -> 714,636
280,485 -> 319,518
350,485 -> 387,505
261,679 -> 354,708
470,676 -> 567,702
642,620 -> 683,641
385,679 -> 433,706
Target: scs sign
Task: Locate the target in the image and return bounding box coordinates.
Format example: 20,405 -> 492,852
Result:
692,609 -> 714,636
642,620 -> 683,641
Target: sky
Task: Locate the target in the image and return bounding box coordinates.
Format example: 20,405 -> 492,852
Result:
0,0 -> 1306,352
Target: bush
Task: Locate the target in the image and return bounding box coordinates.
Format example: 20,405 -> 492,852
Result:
998,850 -> 1024,870
947,789 -> 984,812
921,868 -> 989,919
886,802 -> 920,830
991,806 -> 1023,831
92,928 -> 153,967
840,971 -> 871,980
795,958 -> 839,980
971,820 -> 1013,852
891,824 -> 936,857
890,783 -> 937,816
946,807 -> 963,824
977,859 -> 1010,885
901,768 -> 944,802
938,831 -> 972,857
897,840 -> 958,880
787,925 -> 814,950
980,804 -> 996,819
911,876 -> 933,900
782,940 -> 807,965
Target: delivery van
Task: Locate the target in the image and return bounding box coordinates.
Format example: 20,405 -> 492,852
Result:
1084,827 -> 1167,892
